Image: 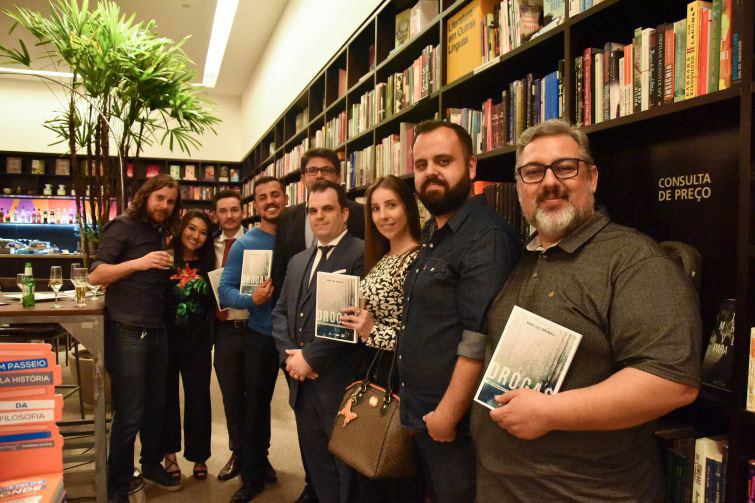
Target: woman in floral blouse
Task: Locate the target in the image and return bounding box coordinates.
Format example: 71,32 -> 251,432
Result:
162,209 -> 215,481
341,175 -> 424,502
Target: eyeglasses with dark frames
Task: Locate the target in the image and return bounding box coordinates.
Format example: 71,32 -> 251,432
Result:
516,158 -> 589,184
303,166 -> 337,176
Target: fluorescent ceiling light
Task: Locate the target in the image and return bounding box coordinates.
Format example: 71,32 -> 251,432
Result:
0,67 -> 75,79
202,0 -> 239,88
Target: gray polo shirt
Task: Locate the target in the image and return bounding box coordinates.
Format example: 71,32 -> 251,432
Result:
471,209 -> 701,502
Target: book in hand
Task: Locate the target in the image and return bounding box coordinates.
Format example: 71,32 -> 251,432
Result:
314,271 -> 359,344
474,305 -> 582,410
207,268 -> 226,311
239,250 -> 273,295
700,298 -> 735,391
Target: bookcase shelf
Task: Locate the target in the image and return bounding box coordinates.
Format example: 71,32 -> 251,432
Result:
237,1 -> 755,499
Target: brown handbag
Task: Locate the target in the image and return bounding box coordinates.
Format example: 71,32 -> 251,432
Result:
328,349 -> 418,479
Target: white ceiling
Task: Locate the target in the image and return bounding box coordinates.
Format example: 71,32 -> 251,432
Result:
0,0 -> 289,95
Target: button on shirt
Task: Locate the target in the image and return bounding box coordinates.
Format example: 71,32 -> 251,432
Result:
214,227 -> 248,321
398,195 -> 522,430
90,213 -> 167,328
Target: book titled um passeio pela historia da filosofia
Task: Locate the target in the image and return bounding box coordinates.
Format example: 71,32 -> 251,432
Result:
475,305 -> 582,410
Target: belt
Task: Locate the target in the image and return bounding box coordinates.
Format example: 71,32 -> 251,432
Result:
109,320 -> 162,332
219,319 -> 248,328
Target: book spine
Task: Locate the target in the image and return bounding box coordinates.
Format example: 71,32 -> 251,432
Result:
708,0 -> 722,92
583,48 -> 593,125
686,2 -> 700,98
732,0 -> 742,82
649,28 -> 660,108
664,24 -> 675,104
641,29 -> 653,111
697,6 -> 711,95
575,56 -> 583,126
633,28 -> 643,113
718,0 -> 732,89
675,20 -> 688,102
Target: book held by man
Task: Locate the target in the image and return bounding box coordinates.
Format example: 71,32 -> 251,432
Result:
239,250 -> 273,295
474,305 -> 582,410
315,271 -> 359,344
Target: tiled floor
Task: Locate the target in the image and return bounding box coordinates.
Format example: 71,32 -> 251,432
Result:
61,351 -> 305,502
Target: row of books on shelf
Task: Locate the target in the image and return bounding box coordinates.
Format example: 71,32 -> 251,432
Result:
394,0 -> 439,48
476,181 -> 531,241
128,163 -> 239,182
567,0 -> 605,17
275,138 -> 311,179
447,64 -> 564,154
180,184 -> 237,201
575,0 -> 738,127
4,157 -> 72,176
481,0 -> 564,65
0,343 -> 65,502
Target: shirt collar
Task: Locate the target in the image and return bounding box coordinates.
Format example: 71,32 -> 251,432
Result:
318,228 -> 348,248
216,226 -> 245,243
525,207 -> 610,254
429,194 -> 486,234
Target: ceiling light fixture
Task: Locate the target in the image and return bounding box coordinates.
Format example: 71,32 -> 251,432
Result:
0,67 -> 75,79
201,0 -> 239,88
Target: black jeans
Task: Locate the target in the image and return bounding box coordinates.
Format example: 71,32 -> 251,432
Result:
213,321 -> 249,455
239,331 -> 279,485
105,322 -> 168,491
414,426 -> 476,503
161,320 -> 212,462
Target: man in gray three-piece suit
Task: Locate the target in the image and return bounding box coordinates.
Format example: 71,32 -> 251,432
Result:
272,179 -> 364,503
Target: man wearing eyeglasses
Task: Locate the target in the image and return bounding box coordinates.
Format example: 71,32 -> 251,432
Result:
270,148 -> 363,503
470,119 -> 701,502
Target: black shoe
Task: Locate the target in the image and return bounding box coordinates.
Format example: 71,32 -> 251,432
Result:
142,462 -> 182,491
264,459 -> 277,483
219,453 -> 241,481
107,489 -> 129,503
229,481 -> 265,502
294,485 -> 318,503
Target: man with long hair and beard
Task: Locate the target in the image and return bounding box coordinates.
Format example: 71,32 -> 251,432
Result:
88,174 -> 182,502
471,119 -> 701,502
218,176 -> 288,502
397,120 -> 522,502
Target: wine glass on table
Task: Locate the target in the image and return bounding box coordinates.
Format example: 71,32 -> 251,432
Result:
70,262 -> 80,287
71,267 -> 88,308
49,266 -> 63,309
16,273 -> 30,305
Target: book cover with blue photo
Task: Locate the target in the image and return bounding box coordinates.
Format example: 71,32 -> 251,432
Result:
314,271 -> 359,344
475,305 -> 582,410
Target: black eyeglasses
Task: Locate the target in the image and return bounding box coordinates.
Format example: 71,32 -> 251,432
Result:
303,166 -> 337,176
516,158 -> 588,184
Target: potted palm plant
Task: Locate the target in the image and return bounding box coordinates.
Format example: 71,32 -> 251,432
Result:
0,0 -> 219,262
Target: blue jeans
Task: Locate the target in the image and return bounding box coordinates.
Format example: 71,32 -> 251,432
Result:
105,322 -> 168,491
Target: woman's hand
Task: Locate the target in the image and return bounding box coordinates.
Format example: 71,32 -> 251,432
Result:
341,306 -> 375,342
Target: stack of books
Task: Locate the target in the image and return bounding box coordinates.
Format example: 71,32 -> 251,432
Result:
376,44 -> 440,121
374,122 -> 416,181
0,343 -> 65,502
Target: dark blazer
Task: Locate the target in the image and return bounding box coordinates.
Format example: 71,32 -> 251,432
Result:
271,200 -> 364,297
272,232 -> 364,408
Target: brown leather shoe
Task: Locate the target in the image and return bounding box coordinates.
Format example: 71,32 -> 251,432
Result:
218,454 -> 241,481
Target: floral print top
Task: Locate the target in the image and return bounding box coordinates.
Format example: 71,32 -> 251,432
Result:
360,248 -> 419,351
168,259 -> 212,326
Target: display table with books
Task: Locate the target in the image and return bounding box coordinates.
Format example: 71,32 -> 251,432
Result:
0,299 -> 107,502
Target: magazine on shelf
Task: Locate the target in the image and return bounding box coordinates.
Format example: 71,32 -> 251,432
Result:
474,305 -> 582,410
314,271 -> 359,344
239,250 -> 273,295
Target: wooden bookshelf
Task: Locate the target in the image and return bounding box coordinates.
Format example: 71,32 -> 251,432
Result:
236,0 -> 755,499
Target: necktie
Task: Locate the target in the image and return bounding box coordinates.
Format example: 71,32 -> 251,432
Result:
308,245 -> 334,290
215,238 -> 236,321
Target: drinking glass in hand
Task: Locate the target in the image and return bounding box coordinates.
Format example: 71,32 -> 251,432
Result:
49,266 -> 63,309
71,267 -> 88,308
16,274 -> 30,305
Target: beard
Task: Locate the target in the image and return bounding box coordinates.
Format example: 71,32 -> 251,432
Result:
259,203 -> 281,224
146,206 -> 169,224
526,186 -> 595,239
418,172 -> 472,217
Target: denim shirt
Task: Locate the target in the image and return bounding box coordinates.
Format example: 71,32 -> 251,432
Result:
397,195 -> 522,431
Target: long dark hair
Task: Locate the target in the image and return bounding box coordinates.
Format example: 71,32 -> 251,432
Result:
363,175 -> 421,273
170,209 -> 215,273
126,174 -> 182,235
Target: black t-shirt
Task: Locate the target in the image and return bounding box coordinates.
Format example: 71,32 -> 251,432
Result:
91,213 -> 167,328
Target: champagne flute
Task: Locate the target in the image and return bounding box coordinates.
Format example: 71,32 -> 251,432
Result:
16,273 -> 29,305
70,262 -> 81,287
71,267 -> 88,308
49,266 -> 63,309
